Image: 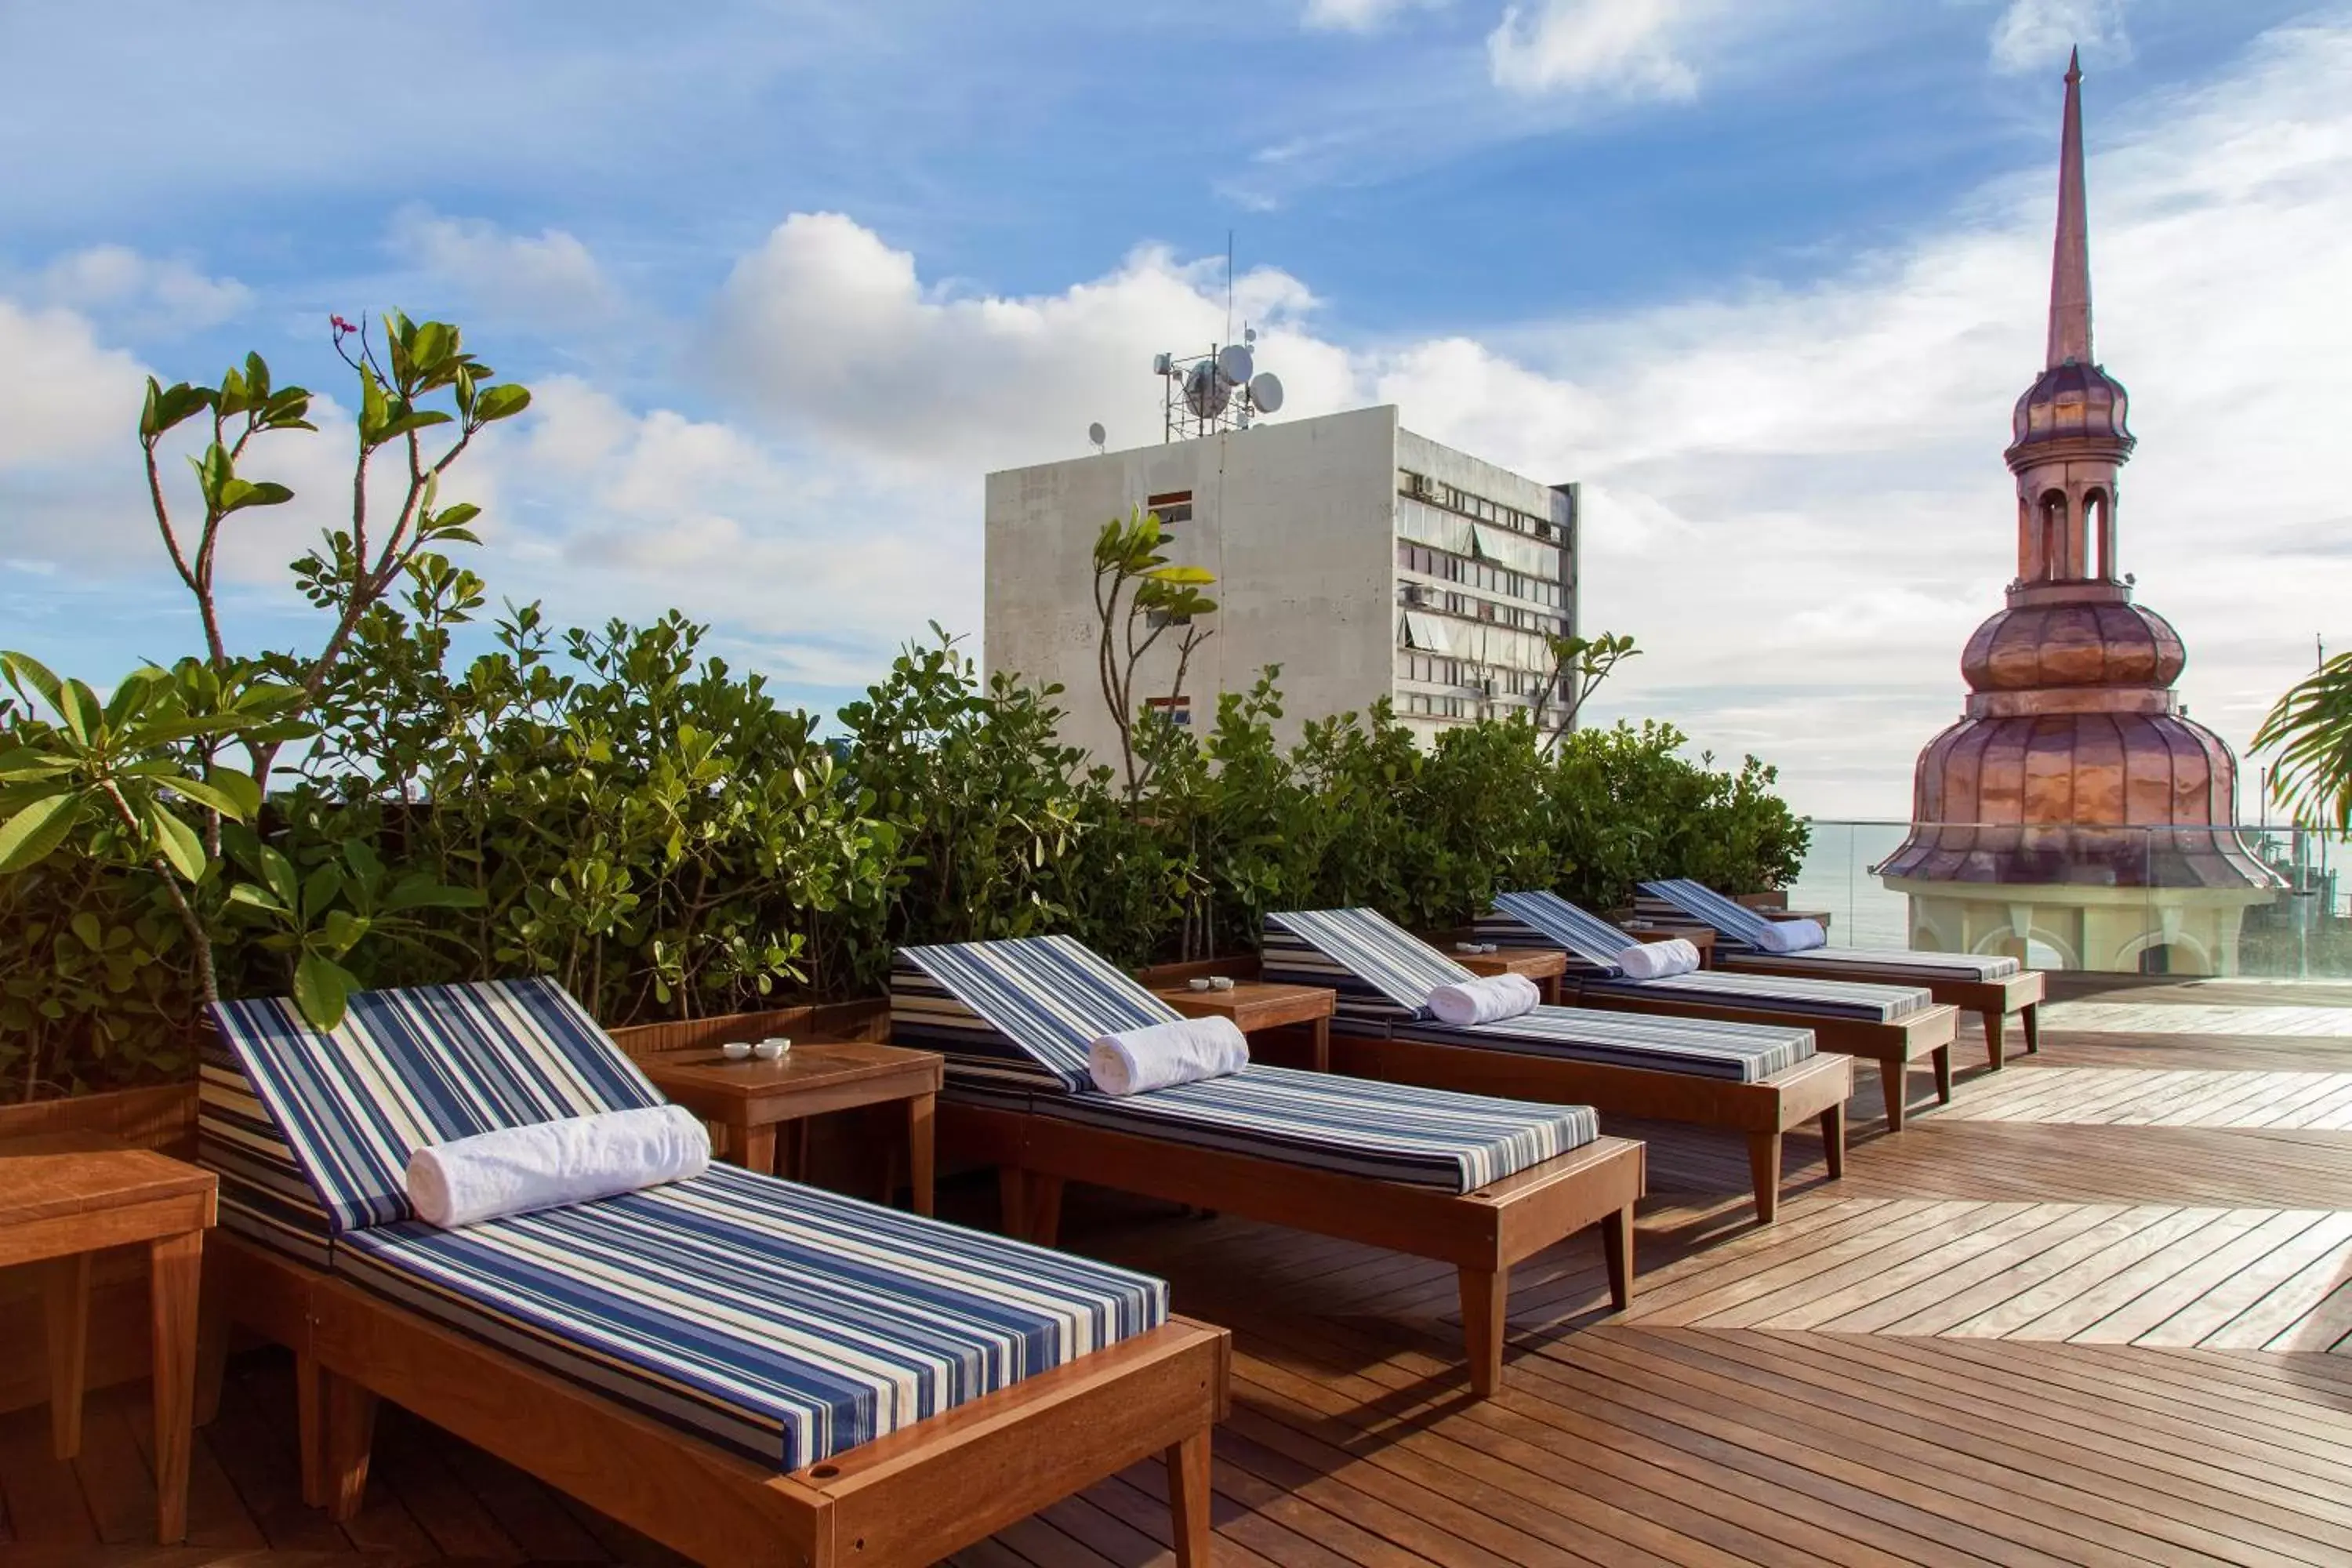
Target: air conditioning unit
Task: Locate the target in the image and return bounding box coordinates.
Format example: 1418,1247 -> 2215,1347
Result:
1401,583 -> 1428,606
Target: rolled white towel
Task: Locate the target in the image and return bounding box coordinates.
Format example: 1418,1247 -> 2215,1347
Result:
1753,917 -> 1828,954
1424,972 -> 1541,1026
1616,938 -> 1700,981
407,1104 -> 711,1229
1088,1016 -> 1250,1097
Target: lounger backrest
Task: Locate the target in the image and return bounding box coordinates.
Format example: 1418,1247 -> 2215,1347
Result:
205,977 -> 663,1233
1636,878 -> 1782,949
891,936 -> 1181,1094
1261,909 -> 1475,1022
1478,891 -> 1639,974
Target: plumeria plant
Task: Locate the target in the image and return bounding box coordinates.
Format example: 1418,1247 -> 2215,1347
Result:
0,314 -> 524,1031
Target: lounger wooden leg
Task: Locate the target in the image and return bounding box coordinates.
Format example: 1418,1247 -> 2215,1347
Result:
150,1230 -> 202,1544
2021,1002 -> 2042,1054
1933,1044 -> 1954,1105
320,1367 -> 379,1524
1166,1426 -> 1214,1568
1458,1266 -> 1507,1397
1601,1206 -> 1635,1310
294,1352 -> 325,1508
1983,1009 -> 2006,1071
1746,1132 -> 1782,1225
1025,1174 -> 1066,1248
1820,1102 -> 1846,1181
906,1091 -> 936,1217
1880,1061 -> 1909,1131
997,1167 -> 1029,1238
43,1252 -> 90,1460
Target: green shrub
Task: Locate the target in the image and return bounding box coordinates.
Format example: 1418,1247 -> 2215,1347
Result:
0,321 -> 1808,1100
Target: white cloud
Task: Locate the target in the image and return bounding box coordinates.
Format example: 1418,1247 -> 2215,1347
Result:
705,212 -> 1358,477
1302,0 -> 1446,32
390,208 -> 619,329
35,245 -> 250,335
1487,0 -> 1704,99
0,299 -> 145,471
1990,0 -> 2131,75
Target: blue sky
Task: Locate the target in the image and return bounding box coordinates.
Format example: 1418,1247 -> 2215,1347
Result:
3,0 -> 2347,815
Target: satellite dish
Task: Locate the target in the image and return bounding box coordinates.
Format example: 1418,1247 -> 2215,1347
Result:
1247,372 -> 1284,414
1243,325 -> 1258,344
1183,361 -> 1233,419
1087,421 -> 1107,450
1218,343 -> 1255,384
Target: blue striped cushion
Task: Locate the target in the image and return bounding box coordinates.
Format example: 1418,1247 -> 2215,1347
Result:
1637,879 -> 2023,981
197,1036 -> 336,1267
952,1065 -> 1594,1193
1726,947 -> 2027,982
1266,907 -> 1815,1083
891,938 -> 1181,1094
1482,891 -> 1935,1022
1633,879 -> 1784,946
332,1163 -> 1168,1472
1400,1008 -> 1816,1082
207,978 -> 663,1232
1261,909 -> 1472,1024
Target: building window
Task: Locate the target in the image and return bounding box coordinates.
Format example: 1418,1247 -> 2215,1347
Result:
1146,490 -> 1193,530
1143,694 -> 1193,728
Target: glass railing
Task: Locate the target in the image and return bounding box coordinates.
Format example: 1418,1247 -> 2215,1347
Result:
1786,819 -> 2352,979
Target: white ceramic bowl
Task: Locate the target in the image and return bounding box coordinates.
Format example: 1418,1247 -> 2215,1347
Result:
1208,975 -> 1236,991
720,1040 -> 753,1062
752,1039 -> 790,1061
1187,977 -> 1213,992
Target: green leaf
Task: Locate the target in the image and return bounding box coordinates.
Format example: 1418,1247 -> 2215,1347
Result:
359,372 -> 390,446
0,792 -> 81,873
225,882 -> 291,916
2,652 -> 66,714
147,803 -> 207,883
300,863 -> 343,924
0,748 -> 76,781
216,478 -> 296,514
320,909 -> 368,955
1147,565 -> 1216,586
473,383 -> 531,423
166,769 -> 261,822
292,953 -> 357,1031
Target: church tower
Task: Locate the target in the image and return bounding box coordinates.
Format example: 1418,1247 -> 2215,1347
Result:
1878,51 -> 2274,974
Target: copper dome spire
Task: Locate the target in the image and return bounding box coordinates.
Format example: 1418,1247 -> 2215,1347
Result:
1881,51 -> 2269,895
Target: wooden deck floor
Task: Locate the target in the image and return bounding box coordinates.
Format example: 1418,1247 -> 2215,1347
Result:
10,984 -> 2352,1566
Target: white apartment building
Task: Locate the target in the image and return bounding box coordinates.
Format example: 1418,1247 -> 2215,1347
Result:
984,405 -> 1579,758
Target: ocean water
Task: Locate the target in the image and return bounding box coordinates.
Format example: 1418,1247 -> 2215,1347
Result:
1785,822 -> 1917,951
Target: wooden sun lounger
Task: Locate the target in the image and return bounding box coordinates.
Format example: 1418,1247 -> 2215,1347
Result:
1320,1033 -> 1849,1225
1708,948 -> 2045,1068
1551,982 -> 1959,1131
935,1098 -> 1641,1398
1255,912 -> 1854,1223
1632,879 -> 2046,1070
206,1235 -> 1228,1568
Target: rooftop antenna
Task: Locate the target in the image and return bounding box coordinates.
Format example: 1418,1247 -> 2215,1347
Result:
1225,228 -> 1235,350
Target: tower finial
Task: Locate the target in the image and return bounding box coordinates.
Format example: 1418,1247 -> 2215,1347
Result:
2047,47 -> 2092,368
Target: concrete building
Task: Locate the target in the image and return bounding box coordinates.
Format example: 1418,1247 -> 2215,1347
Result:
983,405 -> 1578,759
1878,53 -> 2277,974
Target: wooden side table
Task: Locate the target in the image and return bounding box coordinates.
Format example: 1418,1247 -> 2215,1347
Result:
642,1041 -> 945,1215
1155,982 -> 1335,1072
1454,948 -> 1568,1005
0,1131 -> 216,1543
